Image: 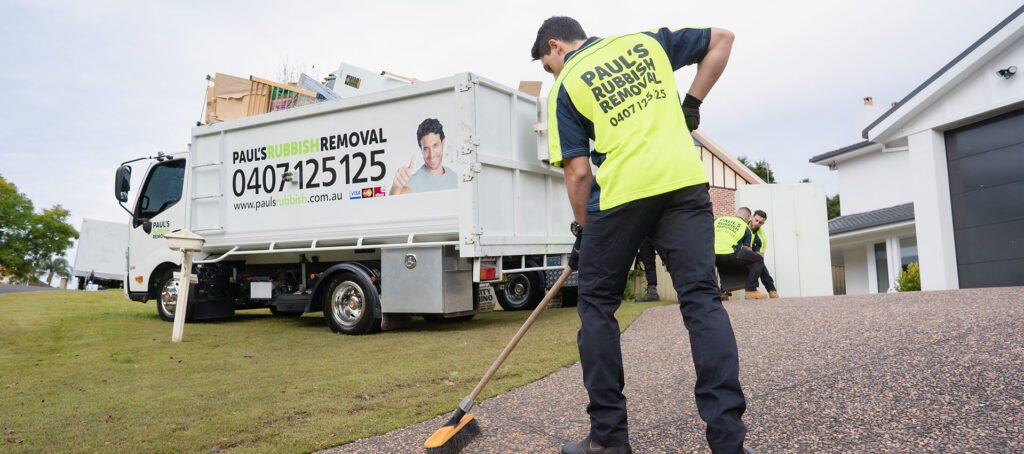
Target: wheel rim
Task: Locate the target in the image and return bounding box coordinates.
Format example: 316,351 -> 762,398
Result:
503,274 -> 530,307
160,277 -> 179,316
330,281 -> 366,328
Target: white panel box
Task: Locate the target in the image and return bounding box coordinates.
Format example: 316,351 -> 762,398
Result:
736,184 -> 834,297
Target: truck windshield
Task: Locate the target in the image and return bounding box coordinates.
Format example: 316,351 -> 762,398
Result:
137,159 -> 185,219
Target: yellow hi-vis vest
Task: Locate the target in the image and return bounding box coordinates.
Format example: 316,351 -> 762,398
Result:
547,30 -> 709,211
751,226 -> 768,254
714,216 -> 750,255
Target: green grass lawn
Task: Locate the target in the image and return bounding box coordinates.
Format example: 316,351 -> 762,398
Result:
0,289 -> 662,453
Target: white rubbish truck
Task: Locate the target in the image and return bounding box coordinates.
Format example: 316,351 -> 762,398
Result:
115,73 -> 577,334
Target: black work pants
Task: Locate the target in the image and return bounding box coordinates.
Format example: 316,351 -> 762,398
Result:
635,238 -> 658,286
758,265 -> 776,292
715,249 -> 765,292
577,184 -> 747,452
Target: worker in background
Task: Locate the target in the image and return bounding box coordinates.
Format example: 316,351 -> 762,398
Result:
533,16 -> 752,454
748,210 -> 779,298
635,239 -> 660,301
714,207 -> 768,300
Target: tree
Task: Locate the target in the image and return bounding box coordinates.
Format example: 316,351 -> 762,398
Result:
826,194 -> 841,220
274,58 -> 318,84
736,156 -> 776,183
39,256 -> 71,286
0,175 -> 79,283
0,175 -> 34,282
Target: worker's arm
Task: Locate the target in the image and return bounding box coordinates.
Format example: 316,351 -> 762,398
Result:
546,83 -> 592,224
687,28 -> 733,101
563,156 -> 592,226
736,227 -> 752,252
649,27 -> 733,129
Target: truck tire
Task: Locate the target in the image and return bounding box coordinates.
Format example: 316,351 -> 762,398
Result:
323,271 -> 382,335
154,269 -> 193,322
496,272 -> 544,311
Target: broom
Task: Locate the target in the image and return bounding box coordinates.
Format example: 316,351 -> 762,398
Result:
424,266 -> 575,453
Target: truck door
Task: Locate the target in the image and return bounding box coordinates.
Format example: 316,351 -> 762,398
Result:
127,158 -> 187,295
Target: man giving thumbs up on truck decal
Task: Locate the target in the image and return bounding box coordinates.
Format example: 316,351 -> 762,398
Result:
389,118 -> 458,194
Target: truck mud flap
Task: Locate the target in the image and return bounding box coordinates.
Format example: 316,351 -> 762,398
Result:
381,314 -> 412,331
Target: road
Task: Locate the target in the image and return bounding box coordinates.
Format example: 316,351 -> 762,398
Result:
0,284 -> 61,294
326,287 -> 1024,453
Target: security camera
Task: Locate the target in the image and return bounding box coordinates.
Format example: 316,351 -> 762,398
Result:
997,66 -> 1017,79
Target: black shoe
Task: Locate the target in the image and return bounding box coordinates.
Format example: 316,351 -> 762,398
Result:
640,285 -> 659,302
561,435 -> 632,454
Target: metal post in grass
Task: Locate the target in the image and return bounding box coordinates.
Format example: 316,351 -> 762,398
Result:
164,231 -> 205,343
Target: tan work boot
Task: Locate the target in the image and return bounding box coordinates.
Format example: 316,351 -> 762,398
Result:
745,290 -> 767,300
720,291 -> 731,301
769,291 -> 780,299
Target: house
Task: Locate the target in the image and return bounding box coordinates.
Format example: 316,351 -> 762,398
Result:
811,5 -> 1024,293
695,131 -> 766,216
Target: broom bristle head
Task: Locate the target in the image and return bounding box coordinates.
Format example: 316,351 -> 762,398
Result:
424,411 -> 480,453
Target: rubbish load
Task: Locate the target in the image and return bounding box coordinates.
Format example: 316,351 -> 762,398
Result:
202,73 -> 317,125
200,63 -> 418,125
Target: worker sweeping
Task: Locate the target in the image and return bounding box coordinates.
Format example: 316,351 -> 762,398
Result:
532,16 -> 753,454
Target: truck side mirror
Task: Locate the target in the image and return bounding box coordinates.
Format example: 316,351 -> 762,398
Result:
142,220 -> 152,234
115,165 -> 132,202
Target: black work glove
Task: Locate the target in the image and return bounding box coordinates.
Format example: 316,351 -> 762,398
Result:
569,234 -> 582,271
681,93 -> 702,132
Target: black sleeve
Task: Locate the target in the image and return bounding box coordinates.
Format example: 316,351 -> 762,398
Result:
548,86 -> 593,167
735,228 -> 752,251
645,27 -> 711,71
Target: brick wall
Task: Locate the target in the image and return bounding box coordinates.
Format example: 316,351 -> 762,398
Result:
709,187 -> 736,218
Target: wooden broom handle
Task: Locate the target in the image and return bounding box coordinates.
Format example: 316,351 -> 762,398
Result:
468,267 -> 574,401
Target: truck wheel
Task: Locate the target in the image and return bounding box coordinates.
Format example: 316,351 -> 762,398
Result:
496,272 -> 544,311
154,269 -> 193,322
323,271 -> 381,335
560,287 -> 578,307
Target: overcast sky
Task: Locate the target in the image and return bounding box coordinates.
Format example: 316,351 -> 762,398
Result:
2,0 -> 1021,267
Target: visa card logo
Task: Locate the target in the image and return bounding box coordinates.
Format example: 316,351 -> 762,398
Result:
349,190 -> 362,200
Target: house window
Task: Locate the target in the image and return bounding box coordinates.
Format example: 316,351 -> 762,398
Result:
899,237 -> 918,270
874,242 -> 889,292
